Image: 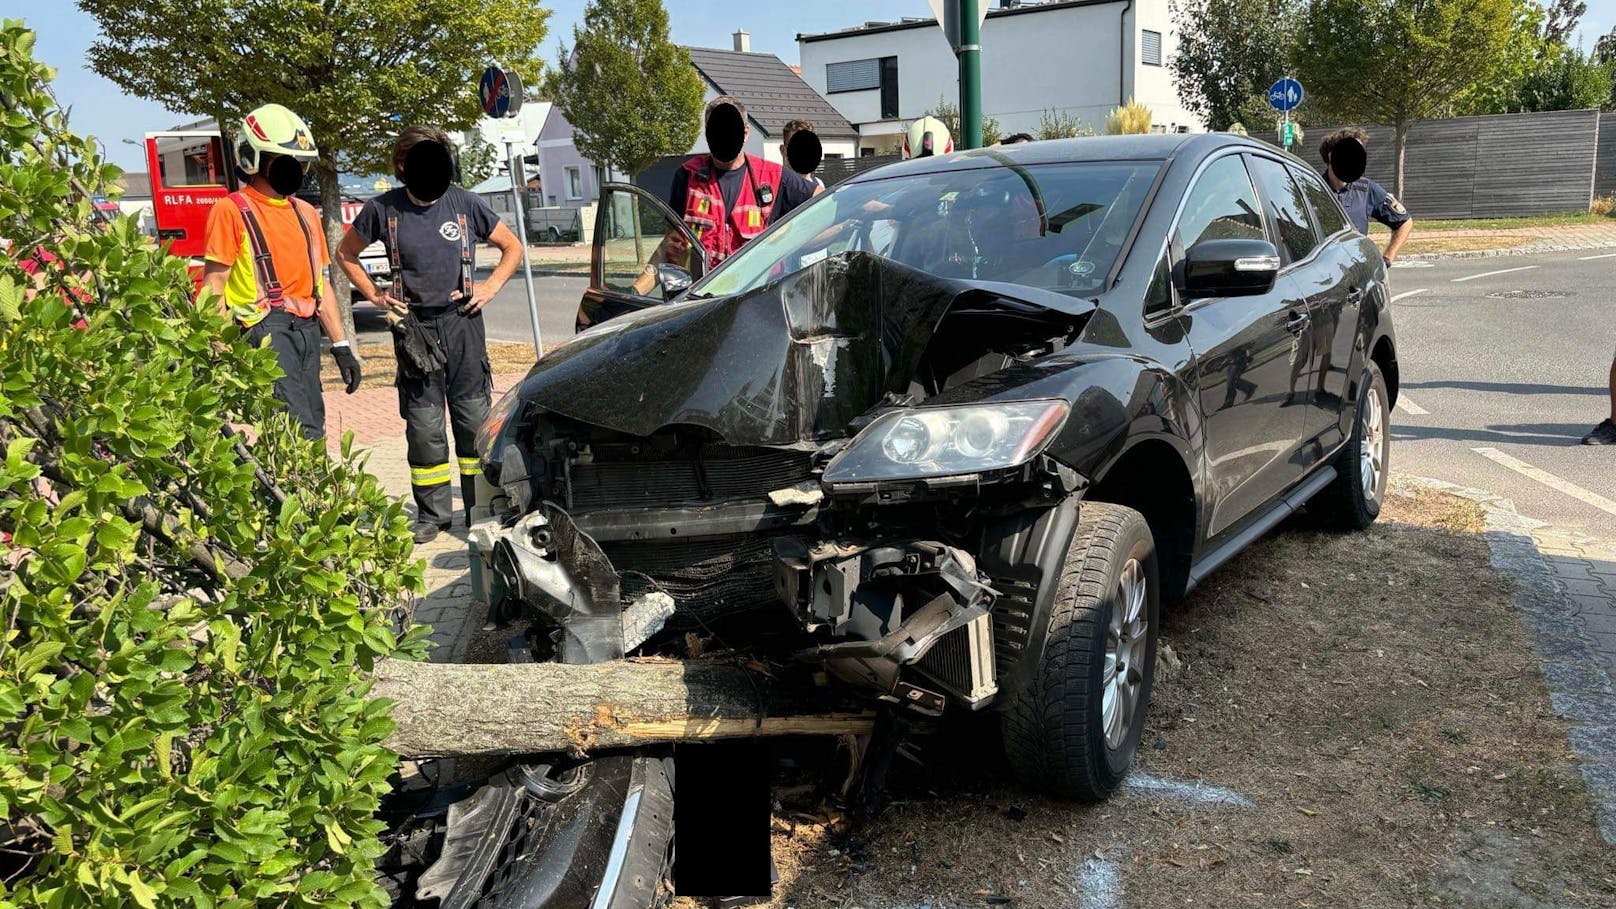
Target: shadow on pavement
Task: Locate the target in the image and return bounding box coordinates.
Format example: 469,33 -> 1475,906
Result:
1392,422 -> 1592,447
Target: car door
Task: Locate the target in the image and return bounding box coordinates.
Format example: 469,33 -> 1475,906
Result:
1244,155 -> 1338,461
1291,162 -> 1365,456
575,182 -> 707,331
1174,153 -> 1311,537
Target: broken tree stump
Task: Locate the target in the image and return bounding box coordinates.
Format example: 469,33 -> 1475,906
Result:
373,658 -> 876,759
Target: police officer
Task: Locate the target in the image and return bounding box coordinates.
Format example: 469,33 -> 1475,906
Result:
668,96 -> 784,271
1319,128 -> 1413,264
202,103 -> 361,441
336,126 -> 524,543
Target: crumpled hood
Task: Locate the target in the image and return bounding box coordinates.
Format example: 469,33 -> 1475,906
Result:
514,252 -> 1090,446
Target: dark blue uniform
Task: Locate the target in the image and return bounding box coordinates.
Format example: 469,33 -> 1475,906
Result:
1335,177 -> 1410,235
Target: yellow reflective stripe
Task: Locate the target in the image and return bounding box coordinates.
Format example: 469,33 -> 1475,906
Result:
410,464 -> 452,486
457,457 -> 482,476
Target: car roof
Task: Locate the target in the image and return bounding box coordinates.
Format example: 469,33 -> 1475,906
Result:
845,133 -> 1267,183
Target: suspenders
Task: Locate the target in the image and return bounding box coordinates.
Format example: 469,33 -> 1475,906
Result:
228,191 -> 320,311
385,196 -> 475,308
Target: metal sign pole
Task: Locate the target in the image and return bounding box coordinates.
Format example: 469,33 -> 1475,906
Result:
505,141 -> 543,356
958,0 -> 984,149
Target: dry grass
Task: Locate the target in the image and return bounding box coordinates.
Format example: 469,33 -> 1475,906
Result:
1398,235 -> 1534,256
746,488 -> 1615,908
319,341 -> 542,392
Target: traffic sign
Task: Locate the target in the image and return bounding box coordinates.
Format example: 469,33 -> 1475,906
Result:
479,65 -> 524,119
1268,77 -> 1304,112
1280,121 -> 1295,147
927,0 -> 989,53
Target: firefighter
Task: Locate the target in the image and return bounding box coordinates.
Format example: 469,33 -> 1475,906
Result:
336,126 -> 524,543
202,103 -> 361,441
668,96 -> 783,271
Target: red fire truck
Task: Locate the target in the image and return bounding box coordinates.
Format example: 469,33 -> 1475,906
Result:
144,126 -> 390,300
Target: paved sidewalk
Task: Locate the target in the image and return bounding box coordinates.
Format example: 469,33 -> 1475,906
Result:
1396,221 -> 1616,260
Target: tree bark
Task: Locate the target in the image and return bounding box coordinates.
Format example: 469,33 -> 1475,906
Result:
374,658 -> 876,759
1393,119 -> 1408,201
314,154 -> 357,349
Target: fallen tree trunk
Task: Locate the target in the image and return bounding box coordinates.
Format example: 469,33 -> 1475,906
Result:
374,658 -> 875,759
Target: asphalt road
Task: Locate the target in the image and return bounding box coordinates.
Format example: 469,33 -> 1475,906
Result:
1384,250 -> 1616,536
351,266 -> 587,351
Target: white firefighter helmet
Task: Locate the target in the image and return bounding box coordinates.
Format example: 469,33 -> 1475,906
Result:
235,103 -> 318,175
903,116 -> 953,159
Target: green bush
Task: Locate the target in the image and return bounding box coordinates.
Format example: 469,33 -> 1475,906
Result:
0,20 -> 424,908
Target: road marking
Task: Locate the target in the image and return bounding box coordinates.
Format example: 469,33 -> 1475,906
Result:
1471,447 -> 1616,516
1390,288 -> 1428,303
1452,265 -> 1538,283
1395,394 -> 1429,416
1126,772 -> 1252,807
1578,252 -> 1616,260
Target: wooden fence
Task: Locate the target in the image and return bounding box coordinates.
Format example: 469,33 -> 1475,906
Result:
1266,109 -> 1603,219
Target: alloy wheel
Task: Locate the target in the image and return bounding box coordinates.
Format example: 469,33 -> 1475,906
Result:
1102,558 -> 1149,750
1360,387 -> 1385,503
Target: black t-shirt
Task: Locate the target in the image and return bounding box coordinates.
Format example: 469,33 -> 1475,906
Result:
668,161 -> 750,218
351,186 -> 499,310
771,170 -> 822,220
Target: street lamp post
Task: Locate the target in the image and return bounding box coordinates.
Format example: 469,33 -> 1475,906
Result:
958,0 -> 983,149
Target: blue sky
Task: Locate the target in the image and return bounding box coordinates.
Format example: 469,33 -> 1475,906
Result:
6,0 -> 1616,171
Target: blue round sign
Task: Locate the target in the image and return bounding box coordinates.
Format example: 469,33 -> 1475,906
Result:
1268,77 -> 1304,113
479,65 -> 523,119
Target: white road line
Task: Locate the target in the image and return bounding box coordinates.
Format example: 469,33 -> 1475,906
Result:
1390,288 -> 1428,303
1395,394 -> 1429,416
1578,252 -> 1616,260
1471,447 -> 1616,516
1452,265 -> 1538,283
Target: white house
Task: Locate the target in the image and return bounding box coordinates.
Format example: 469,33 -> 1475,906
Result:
536,32 -> 861,209
797,0 -> 1201,155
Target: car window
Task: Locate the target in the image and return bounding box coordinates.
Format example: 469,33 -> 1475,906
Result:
1247,155 -> 1319,264
1175,155 -> 1264,252
691,160 -> 1161,300
1290,164 -> 1350,238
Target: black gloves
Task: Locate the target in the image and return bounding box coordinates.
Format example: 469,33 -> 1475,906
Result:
332,345 -> 362,394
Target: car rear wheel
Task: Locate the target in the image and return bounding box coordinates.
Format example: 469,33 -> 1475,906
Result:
1311,362 -> 1389,530
1001,501 -> 1159,801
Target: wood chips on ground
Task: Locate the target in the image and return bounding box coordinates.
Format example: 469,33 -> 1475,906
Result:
320,341 -> 540,392
745,489 -> 1615,908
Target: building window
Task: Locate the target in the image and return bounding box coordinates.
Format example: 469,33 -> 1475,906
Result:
879,56 -> 899,119
1142,30 -> 1163,67
565,166 -> 583,200
827,58 -> 881,93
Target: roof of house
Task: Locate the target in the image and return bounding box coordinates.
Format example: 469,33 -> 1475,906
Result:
798,0 -> 1122,42
115,171 -> 152,200
468,174 -> 513,195
685,46 -> 859,140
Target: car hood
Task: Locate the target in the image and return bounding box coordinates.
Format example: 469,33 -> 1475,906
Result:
513,251 -> 1095,446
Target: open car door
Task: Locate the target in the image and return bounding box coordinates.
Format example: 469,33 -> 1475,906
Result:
575,182 -> 707,332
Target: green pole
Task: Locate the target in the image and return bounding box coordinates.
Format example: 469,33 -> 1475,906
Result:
958,0 -> 983,149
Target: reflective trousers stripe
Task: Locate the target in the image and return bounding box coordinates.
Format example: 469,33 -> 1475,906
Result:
457,457 -> 482,477
410,463 -> 452,486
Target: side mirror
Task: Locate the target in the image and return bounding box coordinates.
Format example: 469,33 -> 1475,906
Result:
656,263 -> 693,299
1182,238 -> 1281,299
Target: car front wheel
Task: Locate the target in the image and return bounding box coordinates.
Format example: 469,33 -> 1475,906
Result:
1312,361 -> 1389,530
1001,501 -> 1159,801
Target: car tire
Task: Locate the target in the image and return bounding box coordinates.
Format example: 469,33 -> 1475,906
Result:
548,225 -> 562,242
1001,501 -> 1159,801
1311,362 -> 1389,531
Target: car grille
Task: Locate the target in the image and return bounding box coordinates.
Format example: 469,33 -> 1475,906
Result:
608,534 -> 794,630
567,447 -> 814,512
476,794 -> 550,905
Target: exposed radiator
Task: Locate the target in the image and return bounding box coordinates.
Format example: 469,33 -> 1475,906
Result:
916,612 -> 999,708
567,447 -> 814,512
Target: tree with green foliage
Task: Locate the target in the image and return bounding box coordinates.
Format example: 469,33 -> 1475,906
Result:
1293,0 -> 1517,197
1516,46 -> 1613,111
549,0 -> 704,179
0,20 -> 425,906
1036,108 -> 1094,139
79,0 -> 550,345
458,129 -> 499,188
1170,0 -> 1303,131
928,97 -> 1003,148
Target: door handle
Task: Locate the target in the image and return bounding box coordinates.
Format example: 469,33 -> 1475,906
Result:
1346,286 -> 1365,304
1285,311 -> 1311,333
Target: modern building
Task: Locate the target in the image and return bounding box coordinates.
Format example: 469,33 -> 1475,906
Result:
798,0 -> 1200,155
537,32 -> 860,209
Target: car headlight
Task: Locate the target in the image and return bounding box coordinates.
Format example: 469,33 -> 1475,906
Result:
823,400 -> 1070,485
476,388 -> 524,461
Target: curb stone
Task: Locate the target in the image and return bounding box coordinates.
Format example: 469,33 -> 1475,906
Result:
1393,474 -> 1616,843
1403,238 -> 1616,262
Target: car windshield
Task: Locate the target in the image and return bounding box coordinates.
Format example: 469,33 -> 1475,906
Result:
692,158 -> 1161,300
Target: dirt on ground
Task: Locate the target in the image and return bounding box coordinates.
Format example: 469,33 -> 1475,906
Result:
321,341 -> 540,392
1398,235 -> 1534,256
746,488 -> 1616,908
